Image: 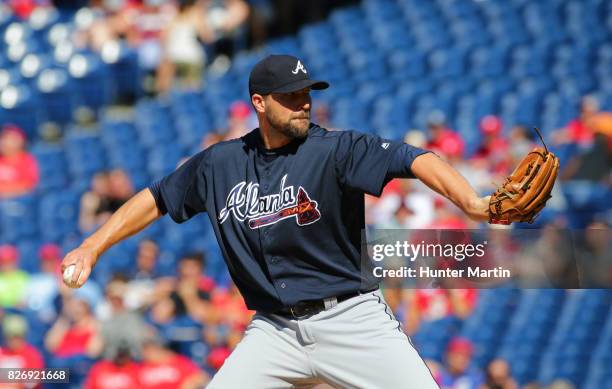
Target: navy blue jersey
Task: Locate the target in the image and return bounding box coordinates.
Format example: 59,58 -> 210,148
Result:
150,124 -> 428,312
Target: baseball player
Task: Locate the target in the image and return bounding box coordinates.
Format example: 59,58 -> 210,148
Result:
62,55 -> 491,388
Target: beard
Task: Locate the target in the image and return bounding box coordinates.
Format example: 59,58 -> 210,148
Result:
266,110 -> 310,139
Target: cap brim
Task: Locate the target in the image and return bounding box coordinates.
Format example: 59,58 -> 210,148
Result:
271,79 -> 329,94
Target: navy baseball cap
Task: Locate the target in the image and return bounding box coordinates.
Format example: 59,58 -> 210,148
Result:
249,55 -> 329,96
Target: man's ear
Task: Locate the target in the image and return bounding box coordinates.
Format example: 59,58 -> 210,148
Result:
251,94 -> 265,113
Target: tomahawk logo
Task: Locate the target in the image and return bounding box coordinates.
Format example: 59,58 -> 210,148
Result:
218,175 -> 321,229
291,60 -> 307,74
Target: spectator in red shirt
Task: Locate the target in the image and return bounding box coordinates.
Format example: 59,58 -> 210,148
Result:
439,338 -> 485,389
206,345 -> 232,372
472,115 -> 510,174
210,282 -> 253,329
7,0 -> 39,19
403,288 -> 478,335
0,314 -> 44,389
138,334 -> 209,389
414,289 -> 478,322
0,125 -> 39,198
44,295 -> 99,359
425,111 -> 465,161
84,346 -> 140,389
567,95 -> 600,145
554,95 -> 600,146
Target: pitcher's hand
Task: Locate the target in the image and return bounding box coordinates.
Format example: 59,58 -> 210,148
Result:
60,246 -> 98,288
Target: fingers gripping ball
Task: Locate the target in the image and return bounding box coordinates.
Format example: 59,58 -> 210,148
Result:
63,265 -> 80,288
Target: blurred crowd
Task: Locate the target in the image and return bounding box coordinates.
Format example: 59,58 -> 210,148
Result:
4,0 -> 354,97
0,240 -> 599,388
0,238 -> 251,387
6,90 -> 609,224
368,95 -> 611,233
424,336 -> 579,389
6,0 -> 251,96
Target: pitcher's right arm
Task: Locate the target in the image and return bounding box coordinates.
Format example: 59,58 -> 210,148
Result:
61,188 -> 163,287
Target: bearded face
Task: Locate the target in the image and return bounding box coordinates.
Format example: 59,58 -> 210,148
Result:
263,89 -> 312,139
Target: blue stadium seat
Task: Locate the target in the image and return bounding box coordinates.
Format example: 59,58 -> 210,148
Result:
100,119 -> 140,146
0,195 -> 38,241
264,36 -> 303,58
100,41 -> 142,101
64,130 -> 107,183
412,316 -> 462,362
497,290 -> 566,385
68,52 -> 112,113
0,83 -> 44,140
147,143 -> 185,179
388,50 -> 427,81
16,238 -> 42,273
31,143 -> 68,191
537,290 -> 612,387
158,315 -> 203,356
36,67 -> 74,125
459,289 -> 521,369
38,189 -> 80,242
135,99 -> 178,147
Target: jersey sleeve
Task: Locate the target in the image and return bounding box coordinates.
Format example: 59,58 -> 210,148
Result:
334,130 -> 403,196
150,150 -> 209,223
385,143 -> 431,179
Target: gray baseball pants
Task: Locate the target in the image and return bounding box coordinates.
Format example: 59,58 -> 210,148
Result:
206,289 -> 439,389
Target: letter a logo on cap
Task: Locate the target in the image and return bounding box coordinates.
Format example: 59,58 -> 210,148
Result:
292,60 -> 307,75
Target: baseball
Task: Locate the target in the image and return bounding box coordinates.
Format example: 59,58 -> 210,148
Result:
62,265 -> 77,287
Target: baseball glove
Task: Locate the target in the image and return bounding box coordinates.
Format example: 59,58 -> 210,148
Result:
488,128 -> 560,224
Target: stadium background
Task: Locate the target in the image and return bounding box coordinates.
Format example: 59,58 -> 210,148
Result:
0,0 -> 610,388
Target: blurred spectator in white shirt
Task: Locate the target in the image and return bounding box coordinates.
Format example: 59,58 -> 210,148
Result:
157,0 -> 214,92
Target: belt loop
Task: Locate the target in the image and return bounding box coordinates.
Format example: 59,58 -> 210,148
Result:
324,297 -> 338,310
